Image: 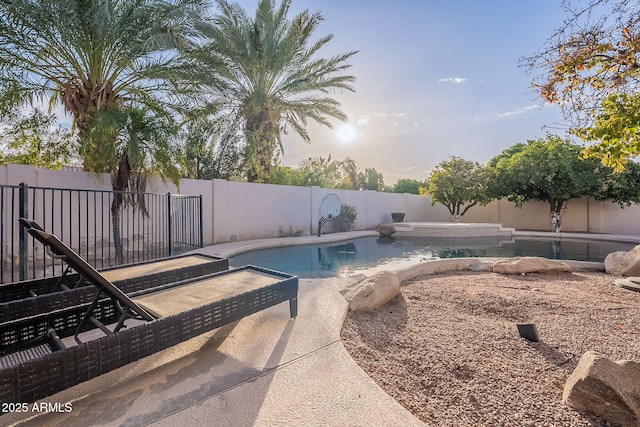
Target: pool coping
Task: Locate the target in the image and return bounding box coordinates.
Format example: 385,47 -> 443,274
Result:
193,230 -> 380,259
515,230 -> 640,243
191,228 -> 639,274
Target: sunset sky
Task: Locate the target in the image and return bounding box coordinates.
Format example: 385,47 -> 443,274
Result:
231,0 -> 570,184
40,1 -> 571,185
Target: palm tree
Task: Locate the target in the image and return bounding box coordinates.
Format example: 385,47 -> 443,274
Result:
199,0 -> 357,183
0,0 -> 210,262
339,156 -> 359,190
88,106 -> 182,262
0,0 -> 209,139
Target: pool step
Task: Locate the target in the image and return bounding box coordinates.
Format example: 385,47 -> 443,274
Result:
393,222 -> 515,238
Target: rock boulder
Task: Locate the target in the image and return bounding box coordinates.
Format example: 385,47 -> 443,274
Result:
563,351 -> 640,426
376,223 -> 396,237
340,271 -> 401,312
604,245 -> 640,276
492,257 -> 572,275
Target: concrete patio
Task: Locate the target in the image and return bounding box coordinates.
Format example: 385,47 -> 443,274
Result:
4,232 -> 423,427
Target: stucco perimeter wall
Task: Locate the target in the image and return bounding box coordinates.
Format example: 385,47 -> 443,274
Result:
0,166 -> 430,245
212,180 -> 311,242
4,165 -> 640,244
213,181 -> 431,243
456,197 -> 640,235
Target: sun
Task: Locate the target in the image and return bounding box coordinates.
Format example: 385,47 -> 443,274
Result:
336,124 -> 357,143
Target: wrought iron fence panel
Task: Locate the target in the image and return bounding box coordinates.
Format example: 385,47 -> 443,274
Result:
0,184 -> 202,284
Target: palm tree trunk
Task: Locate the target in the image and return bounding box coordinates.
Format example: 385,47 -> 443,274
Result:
110,154 -> 131,265
245,109 -> 278,183
111,199 -> 124,264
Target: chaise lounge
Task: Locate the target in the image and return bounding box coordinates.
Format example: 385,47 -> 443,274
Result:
0,219 -> 229,323
0,221 -> 298,405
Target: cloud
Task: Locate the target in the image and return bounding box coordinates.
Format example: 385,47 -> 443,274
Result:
493,105 -> 540,119
356,116 -> 370,125
356,112 -> 410,127
438,77 -> 467,84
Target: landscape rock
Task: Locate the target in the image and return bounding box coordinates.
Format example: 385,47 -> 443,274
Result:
376,223 -> 396,237
615,278 -> 640,292
492,257 -> 572,275
468,260 -> 497,272
340,271 -> 401,311
604,251 -> 627,274
604,245 -> 640,276
563,351 -> 640,426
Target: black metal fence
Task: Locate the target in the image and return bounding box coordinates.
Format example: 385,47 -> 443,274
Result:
0,183 -> 203,284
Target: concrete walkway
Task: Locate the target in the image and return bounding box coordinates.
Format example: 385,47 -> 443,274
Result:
5,232 -> 424,427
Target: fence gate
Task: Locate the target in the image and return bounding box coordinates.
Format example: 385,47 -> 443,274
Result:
0,183 -> 203,284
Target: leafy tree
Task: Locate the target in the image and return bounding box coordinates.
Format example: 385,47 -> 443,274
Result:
571,93 -> 640,170
524,0 -> 640,120
597,160 -> 640,206
389,178 -> 426,195
422,157 -> 489,222
180,120 -> 218,180
270,155 -> 385,191
269,156 -> 338,187
295,155 -> 341,187
358,168 -> 384,191
269,164 -> 299,186
337,157 -> 359,190
523,0 -> 640,166
180,119 -> 245,180
487,135 -> 640,232
198,0 -> 357,183
0,110 -> 77,168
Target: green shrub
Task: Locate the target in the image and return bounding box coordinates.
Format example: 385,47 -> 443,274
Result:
337,204 -> 357,231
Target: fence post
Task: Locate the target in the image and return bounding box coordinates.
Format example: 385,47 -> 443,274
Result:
18,182 -> 28,281
198,195 -> 203,248
167,192 -> 173,256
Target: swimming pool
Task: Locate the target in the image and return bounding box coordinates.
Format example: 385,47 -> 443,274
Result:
228,235 -> 638,278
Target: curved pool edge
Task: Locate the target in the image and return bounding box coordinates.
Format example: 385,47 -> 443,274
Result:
515,230 -> 640,243
194,229 -> 640,261
348,257 -> 605,285
189,230 -> 640,280
190,230 -> 379,259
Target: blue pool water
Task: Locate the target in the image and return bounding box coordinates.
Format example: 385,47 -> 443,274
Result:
228,235 -> 637,278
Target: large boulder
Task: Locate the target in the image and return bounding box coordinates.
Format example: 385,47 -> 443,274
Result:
340,271 -> 401,311
492,257 -> 572,275
376,223 -> 396,237
563,351 -> 640,426
605,245 -> 640,276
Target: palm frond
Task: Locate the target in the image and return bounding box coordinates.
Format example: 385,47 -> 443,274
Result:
200,0 -> 357,181
0,0 -> 211,131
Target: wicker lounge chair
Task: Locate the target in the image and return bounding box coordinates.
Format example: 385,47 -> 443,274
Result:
0,223 -> 298,405
4,218 -> 228,296
0,254 -> 229,322
0,249 -> 229,303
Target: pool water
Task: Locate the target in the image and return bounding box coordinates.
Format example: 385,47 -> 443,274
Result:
228,235 -> 637,278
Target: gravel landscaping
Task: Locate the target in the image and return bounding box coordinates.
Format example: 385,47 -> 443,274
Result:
341,270 -> 640,426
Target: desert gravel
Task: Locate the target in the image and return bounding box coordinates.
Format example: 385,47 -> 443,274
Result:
340,270 -> 640,426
